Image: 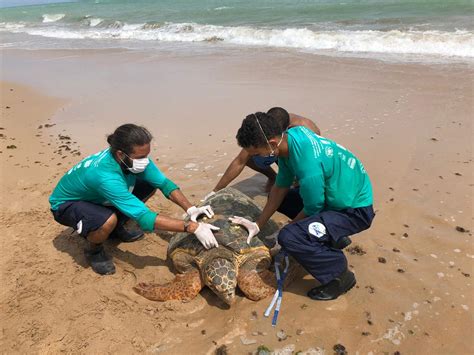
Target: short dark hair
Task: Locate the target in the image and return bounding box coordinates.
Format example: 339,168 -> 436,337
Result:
267,107 -> 290,130
236,112 -> 284,148
107,124 -> 153,155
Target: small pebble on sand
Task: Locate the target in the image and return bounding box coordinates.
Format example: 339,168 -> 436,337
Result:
276,330 -> 287,341
378,257 -> 387,264
333,344 -> 347,355
239,336 -> 256,345
455,226 -> 469,233
215,345 -> 228,355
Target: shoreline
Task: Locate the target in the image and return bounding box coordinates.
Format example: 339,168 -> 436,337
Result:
0,44 -> 472,354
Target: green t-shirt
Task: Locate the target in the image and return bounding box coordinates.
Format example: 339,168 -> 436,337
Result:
49,148 -> 179,231
276,127 -> 373,216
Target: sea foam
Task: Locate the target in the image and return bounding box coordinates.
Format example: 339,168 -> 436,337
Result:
42,14 -> 66,23
1,21 -> 473,59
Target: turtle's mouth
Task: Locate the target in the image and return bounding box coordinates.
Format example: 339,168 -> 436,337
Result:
216,290 -> 236,305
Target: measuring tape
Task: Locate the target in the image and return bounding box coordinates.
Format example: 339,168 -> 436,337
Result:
264,251 -> 289,326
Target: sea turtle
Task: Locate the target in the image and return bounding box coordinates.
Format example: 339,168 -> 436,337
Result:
133,187 -> 284,305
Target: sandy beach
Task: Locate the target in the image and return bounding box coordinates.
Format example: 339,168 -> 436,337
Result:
0,47 -> 473,354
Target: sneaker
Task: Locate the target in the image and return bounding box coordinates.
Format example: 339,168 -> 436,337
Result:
307,269 -> 356,301
84,244 -> 116,275
110,225 -> 144,243
331,236 -> 352,250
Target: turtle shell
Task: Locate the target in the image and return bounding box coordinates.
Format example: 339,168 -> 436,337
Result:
168,187 -> 279,257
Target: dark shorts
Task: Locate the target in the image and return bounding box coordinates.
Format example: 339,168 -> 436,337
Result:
51,179 -> 155,237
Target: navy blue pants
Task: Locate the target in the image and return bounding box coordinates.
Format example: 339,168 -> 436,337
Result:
277,188 -> 375,285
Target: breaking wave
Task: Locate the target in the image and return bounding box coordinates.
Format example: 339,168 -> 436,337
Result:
1,21 -> 473,59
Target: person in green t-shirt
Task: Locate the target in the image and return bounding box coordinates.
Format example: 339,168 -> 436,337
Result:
50,124 -> 220,275
229,112 -> 375,301
202,107 -> 321,199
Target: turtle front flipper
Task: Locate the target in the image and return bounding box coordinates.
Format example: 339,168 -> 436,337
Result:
133,269 -> 203,302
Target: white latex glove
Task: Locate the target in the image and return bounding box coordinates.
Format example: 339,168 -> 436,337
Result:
194,223 -> 220,249
228,216 -> 260,244
187,205 -> 215,222
201,191 -> 216,202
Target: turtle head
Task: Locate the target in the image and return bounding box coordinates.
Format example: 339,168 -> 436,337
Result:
203,257 -> 238,305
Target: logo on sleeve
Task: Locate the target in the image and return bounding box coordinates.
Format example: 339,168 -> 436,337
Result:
308,222 -> 327,238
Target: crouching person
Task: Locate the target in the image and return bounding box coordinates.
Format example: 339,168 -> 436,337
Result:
49,124 -> 219,275
230,112 -> 375,301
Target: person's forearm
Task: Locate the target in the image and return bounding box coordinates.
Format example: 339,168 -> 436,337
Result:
214,157 -> 247,191
256,185 -> 289,228
169,189 -> 193,211
291,210 -> 307,223
154,214 -> 198,233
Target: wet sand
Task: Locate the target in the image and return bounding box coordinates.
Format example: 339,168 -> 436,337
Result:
0,49 -> 472,354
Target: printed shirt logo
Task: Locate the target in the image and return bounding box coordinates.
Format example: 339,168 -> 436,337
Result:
325,147 -> 334,157
308,222 -> 327,238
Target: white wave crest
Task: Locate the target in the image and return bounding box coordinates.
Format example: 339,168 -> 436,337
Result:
0,22 -> 26,30
1,21 -> 473,59
89,18 -> 103,27
42,14 -> 65,23
214,7 -> 233,11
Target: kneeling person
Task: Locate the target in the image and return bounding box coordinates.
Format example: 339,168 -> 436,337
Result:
204,107 -> 320,199
230,113 -> 375,301
50,124 -> 219,275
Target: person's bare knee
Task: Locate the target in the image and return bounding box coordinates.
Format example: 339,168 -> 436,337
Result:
87,213 -> 118,244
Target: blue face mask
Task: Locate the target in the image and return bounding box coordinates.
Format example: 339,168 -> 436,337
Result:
253,155 -> 278,168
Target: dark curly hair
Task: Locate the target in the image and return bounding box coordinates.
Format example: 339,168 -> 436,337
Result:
267,107 -> 290,130
236,112 -> 285,148
107,124 -> 153,155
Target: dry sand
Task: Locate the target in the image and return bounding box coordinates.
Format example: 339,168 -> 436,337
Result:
0,49 -> 473,354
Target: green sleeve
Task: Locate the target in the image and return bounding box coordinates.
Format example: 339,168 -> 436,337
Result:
139,160 -> 179,198
275,158 -> 295,188
97,176 -> 157,231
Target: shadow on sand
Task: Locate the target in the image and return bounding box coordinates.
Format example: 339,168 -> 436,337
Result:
52,228 -> 169,271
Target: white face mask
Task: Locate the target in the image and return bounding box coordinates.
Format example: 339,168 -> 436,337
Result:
121,153 -> 150,174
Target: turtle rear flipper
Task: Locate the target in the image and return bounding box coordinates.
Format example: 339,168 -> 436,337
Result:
238,257 -> 301,301
237,257 -> 276,301
238,268 -> 276,301
133,269 -> 203,302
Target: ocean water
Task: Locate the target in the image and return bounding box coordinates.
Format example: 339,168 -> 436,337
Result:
1,0 -> 473,62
